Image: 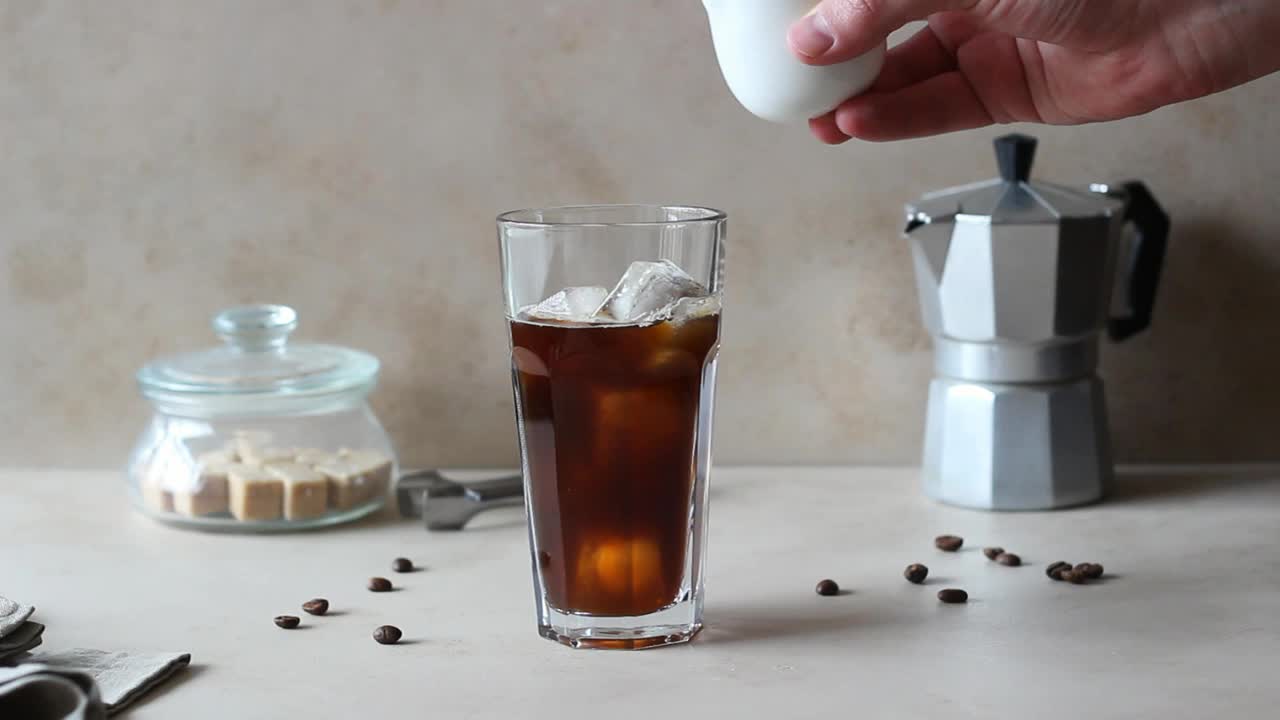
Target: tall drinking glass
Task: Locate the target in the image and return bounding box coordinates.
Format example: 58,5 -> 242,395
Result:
498,205 -> 726,649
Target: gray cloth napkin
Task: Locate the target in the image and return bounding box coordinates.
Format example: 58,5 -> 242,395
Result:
0,663 -> 107,720
0,621 -> 45,663
0,596 -> 35,638
0,597 -> 192,714
30,649 -> 191,715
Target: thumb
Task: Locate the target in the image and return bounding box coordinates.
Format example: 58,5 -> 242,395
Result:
788,0 -> 974,65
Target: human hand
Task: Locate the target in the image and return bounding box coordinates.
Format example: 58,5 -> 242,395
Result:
787,0 -> 1280,142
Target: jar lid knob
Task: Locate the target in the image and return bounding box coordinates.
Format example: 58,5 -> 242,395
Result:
213,304 -> 298,352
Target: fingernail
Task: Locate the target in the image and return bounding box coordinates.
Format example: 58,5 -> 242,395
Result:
789,13 -> 834,59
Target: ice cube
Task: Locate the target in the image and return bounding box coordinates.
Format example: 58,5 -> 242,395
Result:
668,295 -> 721,322
520,286 -> 609,323
591,386 -> 689,468
575,536 -> 664,599
594,260 -> 712,324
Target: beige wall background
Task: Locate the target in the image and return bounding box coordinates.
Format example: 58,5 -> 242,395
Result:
3,0 -> 1279,468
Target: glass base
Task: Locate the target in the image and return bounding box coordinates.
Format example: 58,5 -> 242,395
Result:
537,600 -> 702,650
540,623 -> 701,650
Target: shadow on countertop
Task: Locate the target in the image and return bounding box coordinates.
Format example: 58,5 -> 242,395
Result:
1108,464 -> 1280,505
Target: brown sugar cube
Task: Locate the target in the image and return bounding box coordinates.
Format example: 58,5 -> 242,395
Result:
139,475 -> 174,513
318,450 -> 392,509
343,449 -> 393,499
199,447 -> 238,465
173,450 -> 234,517
315,460 -> 372,510
268,463 -> 329,521
174,477 -> 228,516
236,442 -> 296,468
137,457 -> 175,513
294,448 -> 339,466
234,435 -> 260,462
141,483 -> 174,513
227,464 -> 283,521
314,458 -> 381,511
233,432 -> 292,467
260,448 -> 298,466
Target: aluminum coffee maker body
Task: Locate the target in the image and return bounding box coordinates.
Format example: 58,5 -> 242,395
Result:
904,134 -> 1169,511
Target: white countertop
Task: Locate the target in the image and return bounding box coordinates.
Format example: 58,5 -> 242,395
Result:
5,467 -> 1279,719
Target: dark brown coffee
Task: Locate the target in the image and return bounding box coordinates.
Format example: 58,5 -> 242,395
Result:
509,313 -> 719,617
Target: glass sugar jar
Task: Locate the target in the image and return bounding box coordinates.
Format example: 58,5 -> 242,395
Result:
128,304 -> 397,531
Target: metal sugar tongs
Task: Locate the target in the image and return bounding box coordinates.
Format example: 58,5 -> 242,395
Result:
395,470 -> 524,531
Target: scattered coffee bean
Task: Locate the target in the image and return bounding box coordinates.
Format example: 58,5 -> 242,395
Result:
392,557 -> 414,573
937,588 -> 968,604
995,552 -> 1022,567
1063,570 -> 1086,584
373,625 -> 402,645
274,615 -> 300,629
302,598 -> 329,616
368,577 -> 393,592
1077,563 -> 1105,580
904,563 -> 929,584
1046,561 -> 1072,580
982,547 -> 1004,560
815,579 -> 840,597
935,535 -> 964,552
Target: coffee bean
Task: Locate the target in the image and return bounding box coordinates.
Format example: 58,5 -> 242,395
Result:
982,547 -> 1004,560
392,558 -> 413,573
815,579 -> 840,597
995,553 -> 1022,567
1077,563 -> 1105,580
1063,570 -> 1086,584
368,577 -> 393,592
937,588 -> 968,604
904,563 -> 929,584
373,625 -> 402,645
274,615 -> 300,629
301,598 -> 329,616
1046,561 -> 1072,580
934,535 -> 964,552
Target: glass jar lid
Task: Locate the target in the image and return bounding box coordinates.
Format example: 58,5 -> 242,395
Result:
136,305 -> 380,416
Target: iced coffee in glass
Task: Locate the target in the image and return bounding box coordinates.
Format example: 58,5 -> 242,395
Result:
498,205 -> 725,649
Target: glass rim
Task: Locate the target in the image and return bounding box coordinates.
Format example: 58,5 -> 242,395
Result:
496,204 -> 726,229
